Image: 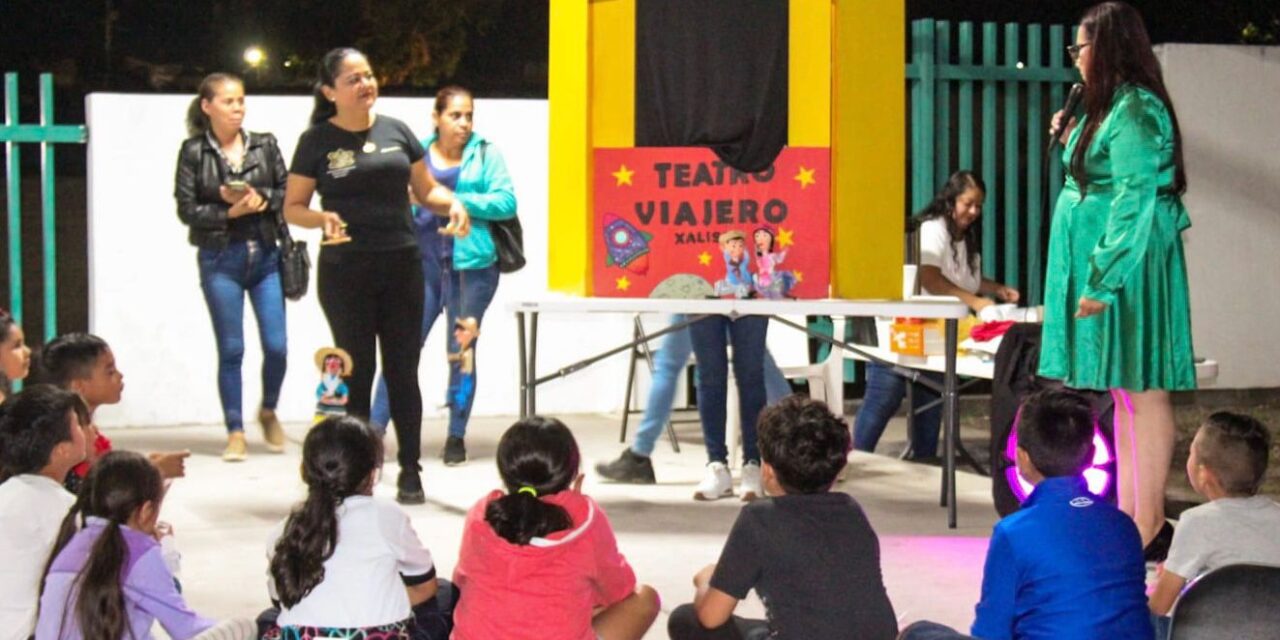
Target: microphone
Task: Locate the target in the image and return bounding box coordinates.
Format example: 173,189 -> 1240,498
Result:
1048,83 -> 1085,149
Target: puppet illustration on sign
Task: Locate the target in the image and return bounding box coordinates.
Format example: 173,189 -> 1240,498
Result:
314,347 -> 352,423
752,225 -> 795,299
449,317 -> 479,409
602,213 -> 652,275
713,229 -> 753,298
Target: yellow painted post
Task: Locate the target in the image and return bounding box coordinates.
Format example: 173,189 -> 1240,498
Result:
789,0 -> 832,147
548,0 -> 592,294
591,0 -> 635,148
833,0 -> 905,299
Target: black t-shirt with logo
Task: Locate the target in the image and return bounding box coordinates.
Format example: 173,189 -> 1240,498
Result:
710,492 -> 899,640
289,115 -> 426,253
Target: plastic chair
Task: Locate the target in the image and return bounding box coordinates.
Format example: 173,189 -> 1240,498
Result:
1168,563 -> 1280,639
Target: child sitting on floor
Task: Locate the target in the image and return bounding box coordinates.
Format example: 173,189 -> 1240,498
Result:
36,450 -> 252,639
1149,412 -> 1280,622
668,394 -> 898,640
41,332 -> 189,488
0,385 -> 88,638
264,416 -> 450,640
899,388 -> 1152,640
452,416 -> 659,640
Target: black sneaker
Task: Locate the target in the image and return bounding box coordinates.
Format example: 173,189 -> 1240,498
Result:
1144,520 -> 1175,563
442,436 -> 467,466
595,449 -> 657,484
396,469 -> 425,505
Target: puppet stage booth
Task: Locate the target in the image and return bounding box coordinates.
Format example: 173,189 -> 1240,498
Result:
548,0 -> 906,299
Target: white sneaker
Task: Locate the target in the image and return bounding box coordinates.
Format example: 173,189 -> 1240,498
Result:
740,462 -> 763,501
694,462 -> 734,501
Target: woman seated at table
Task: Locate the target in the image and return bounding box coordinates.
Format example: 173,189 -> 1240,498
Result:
853,171 -> 1019,460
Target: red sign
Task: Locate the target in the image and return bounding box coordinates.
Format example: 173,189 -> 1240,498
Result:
592,147 -> 830,299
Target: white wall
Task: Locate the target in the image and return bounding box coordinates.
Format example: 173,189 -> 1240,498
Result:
1157,44 -> 1280,389
85,94 -> 815,427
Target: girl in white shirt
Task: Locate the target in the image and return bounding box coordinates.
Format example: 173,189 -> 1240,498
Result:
264,416 -> 449,639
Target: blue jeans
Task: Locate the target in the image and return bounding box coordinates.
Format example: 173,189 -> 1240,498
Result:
371,251 -> 448,431
197,240 -> 288,433
445,265 -> 500,438
630,315 -> 791,457
853,361 -> 942,458
690,315 -> 768,464
897,621 -> 975,640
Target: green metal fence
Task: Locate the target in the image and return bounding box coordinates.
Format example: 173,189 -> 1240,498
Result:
0,73 -> 86,343
907,20 -> 1080,306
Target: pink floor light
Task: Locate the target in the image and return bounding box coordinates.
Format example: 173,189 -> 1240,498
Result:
1004,408 -> 1114,502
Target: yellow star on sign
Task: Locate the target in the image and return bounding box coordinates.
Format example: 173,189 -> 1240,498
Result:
776,226 -> 795,249
612,164 -> 635,186
616,276 -> 631,291
793,271 -> 804,283
698,251 -> 712,266
794,166 -> 816,189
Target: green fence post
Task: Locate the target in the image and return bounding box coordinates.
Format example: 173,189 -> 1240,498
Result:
957,22 -> 974,173
4,73 -> 21,323
1002,24 -> 1020,291
934,21 -> 951,189
39,74 -> 57,340
981,23 -> 998,279
917,19 -> 936,212
1026,25 -> 1043,305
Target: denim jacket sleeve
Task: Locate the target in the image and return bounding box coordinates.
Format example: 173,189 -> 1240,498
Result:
174,138 -> 228,231
455,142 -> 517,222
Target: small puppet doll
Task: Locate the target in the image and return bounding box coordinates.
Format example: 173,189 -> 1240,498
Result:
713,229 -> 753,298
314,347 -> 353,424
448,317 -> 479,409
751,225 -> 795,299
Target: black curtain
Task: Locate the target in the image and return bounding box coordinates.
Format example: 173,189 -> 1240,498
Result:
635,0 -> 789,173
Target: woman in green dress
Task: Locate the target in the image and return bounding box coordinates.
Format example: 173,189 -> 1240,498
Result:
1041,1 -> 1195,552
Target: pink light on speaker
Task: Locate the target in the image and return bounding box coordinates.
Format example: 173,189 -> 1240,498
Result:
1005,416 -> 1113,503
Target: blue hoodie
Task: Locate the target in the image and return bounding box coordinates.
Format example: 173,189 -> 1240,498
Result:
419,131 -> 517,271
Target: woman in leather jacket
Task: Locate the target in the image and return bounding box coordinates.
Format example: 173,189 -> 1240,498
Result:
174,72 -> 289,462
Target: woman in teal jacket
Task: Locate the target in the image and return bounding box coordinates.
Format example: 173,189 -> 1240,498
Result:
371,86 -> 516,465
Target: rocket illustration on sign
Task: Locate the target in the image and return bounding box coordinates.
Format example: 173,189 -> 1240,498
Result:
603,213 -> 653,275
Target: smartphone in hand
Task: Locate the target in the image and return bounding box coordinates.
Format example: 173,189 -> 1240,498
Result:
224,180 -> 249,198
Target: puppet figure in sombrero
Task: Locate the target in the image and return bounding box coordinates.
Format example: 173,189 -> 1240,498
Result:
314,347 -> 352,424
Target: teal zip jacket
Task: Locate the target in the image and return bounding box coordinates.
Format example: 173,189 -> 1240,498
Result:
421,131 -> 517,271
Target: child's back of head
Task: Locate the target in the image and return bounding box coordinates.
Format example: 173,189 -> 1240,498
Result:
270,416 -> 382,609
44,450 -> 164,640
757,395 -> 850,494
1195,412 -> 1271,497
0,384 -> 88,479
1017,388 -> 1095,479
485,416 -> 580,545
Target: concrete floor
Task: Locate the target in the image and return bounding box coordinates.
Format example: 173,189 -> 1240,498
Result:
110,413 -> 999,639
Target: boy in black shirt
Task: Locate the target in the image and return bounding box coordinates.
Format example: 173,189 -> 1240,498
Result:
669,395 -> 898,640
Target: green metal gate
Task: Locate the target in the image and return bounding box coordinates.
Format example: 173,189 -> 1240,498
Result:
0,73 -> 87,343
907,20 -> 1080,306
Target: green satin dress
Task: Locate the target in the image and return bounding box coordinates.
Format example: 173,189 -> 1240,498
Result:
1039,84 -> 1196,391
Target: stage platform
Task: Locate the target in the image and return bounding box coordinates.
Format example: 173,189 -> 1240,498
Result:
110,412 -> 999,638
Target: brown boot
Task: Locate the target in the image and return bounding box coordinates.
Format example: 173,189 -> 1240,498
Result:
259,408 -> 285,453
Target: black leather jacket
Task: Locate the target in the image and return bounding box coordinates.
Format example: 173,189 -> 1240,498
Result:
174,130 -> 287,250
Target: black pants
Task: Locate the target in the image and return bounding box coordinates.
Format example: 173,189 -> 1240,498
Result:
668,603 -> 770,640
318,247 -> 425,471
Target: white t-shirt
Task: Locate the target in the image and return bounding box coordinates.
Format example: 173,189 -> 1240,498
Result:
267,495 -> 435,628
917,217 -> 982,295
0,474 -> 77,640
1164,496 -> 1280,581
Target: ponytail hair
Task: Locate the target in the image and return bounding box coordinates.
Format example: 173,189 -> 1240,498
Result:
46,451 -> 164,640
309,47 -> 362,125
484,416 -> 580,545
185,73 -> 243,138
270,416 -> 382,608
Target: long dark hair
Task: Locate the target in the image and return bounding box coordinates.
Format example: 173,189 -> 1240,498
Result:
45,451 -> 164,640
1070,1 -> 1186,195
484,416 -> 580,545
309,48 -> 362,126
270,416 -> 382,608
911,170 -> 985,272
185,72 -> 242,138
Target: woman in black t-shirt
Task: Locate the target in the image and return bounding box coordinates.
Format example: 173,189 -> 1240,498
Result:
175,72 -> 289,462
284,48 -> 469,504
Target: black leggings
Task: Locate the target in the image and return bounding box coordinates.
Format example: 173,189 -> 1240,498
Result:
668,603 -> 769,640
318,247 -> 425,471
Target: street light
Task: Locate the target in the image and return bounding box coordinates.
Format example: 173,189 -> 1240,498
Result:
244,46 -> 266,68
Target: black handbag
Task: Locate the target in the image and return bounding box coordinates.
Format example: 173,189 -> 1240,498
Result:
474,142 -> 525,274
277,215 -> 310,301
